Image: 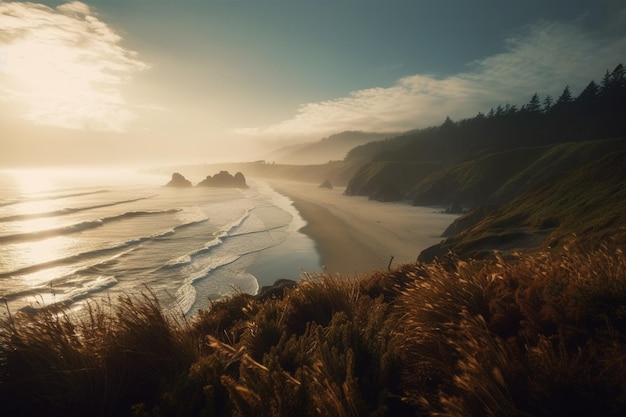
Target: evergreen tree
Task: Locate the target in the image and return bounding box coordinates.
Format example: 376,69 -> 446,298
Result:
556,85 -> 573,104
501,103 -> 517,115
611,63 -> 625,90
524,93 -> 542,113
441,116 -> 456,129
598,64 -> 624,96
543,95 -> 553,112
600,63 -> 626,137
577,81 -> 599,102
350,62 -> 626,172
601,70 -> 612,95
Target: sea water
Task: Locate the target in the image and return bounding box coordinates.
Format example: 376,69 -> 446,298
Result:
0,168 -> 320,316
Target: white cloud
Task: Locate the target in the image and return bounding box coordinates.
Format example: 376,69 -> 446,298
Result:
0,1 -> 148,131
237,20 -> 626,140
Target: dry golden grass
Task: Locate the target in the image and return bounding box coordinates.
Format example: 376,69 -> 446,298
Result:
398,245 -> 626,416
0,291 -> 197,417
1,245 -> 625,416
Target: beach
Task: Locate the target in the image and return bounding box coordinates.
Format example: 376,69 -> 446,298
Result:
0,168 -> 457,315
269,180 -> 458,275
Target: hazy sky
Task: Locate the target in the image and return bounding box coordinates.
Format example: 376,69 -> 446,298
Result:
1,0 -> 625,167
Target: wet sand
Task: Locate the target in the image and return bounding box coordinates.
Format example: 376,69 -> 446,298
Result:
269,180 -> 457,275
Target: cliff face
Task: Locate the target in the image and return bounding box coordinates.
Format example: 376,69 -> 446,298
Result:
345,161 -> 440,202
418,149 -> 626,261
345,138 -> 626,208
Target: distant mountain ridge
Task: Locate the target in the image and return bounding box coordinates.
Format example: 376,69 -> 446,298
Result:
265,131 -> 394,165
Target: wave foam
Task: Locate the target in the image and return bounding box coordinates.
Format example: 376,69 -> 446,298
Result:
0,208 -> 180,244
18,275 -> 118,314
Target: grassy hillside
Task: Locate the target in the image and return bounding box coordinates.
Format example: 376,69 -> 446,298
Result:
419,148 -> 626,261
343,137 -> 626,208
345,160 -> 440,201
411,137 -> 626,209
2,245 -> 625,416
491,137 -> 626,203
410,146 -> 547,208
342,64 -> 626,203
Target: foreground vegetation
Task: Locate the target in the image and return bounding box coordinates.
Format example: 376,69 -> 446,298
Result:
2,244 -> 625,416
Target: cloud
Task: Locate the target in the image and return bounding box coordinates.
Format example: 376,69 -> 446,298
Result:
237,20 -> 626,140
0,1 -> 148,131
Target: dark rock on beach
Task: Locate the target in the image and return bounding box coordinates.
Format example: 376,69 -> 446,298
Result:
255,279 -> 297,301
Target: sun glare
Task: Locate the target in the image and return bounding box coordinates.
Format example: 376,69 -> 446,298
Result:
3,37 -> 124,130
10,169 -> 58,196
5,40 -> 81,97
0,2 -> 147,131
3,168 -> 166,198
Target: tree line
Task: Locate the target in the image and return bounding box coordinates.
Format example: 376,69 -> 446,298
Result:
347,63 -> 626,163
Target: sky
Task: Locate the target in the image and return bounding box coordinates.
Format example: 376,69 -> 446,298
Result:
1,0 -> 625,167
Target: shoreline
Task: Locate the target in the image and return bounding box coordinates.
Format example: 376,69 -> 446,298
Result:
268,180 -> 458,275
243,181 -> 322,289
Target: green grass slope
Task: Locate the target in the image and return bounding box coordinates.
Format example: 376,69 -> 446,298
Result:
411,146 -> 547,209
491,136 -> 626,204
419,148 -> 626,261
345,160 -> 441,201
412,137 -> 626,210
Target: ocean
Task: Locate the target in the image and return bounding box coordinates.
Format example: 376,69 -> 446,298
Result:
0,168 -> 320,317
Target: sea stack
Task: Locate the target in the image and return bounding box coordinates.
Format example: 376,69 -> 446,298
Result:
165,172 -> 192,187
197,171 -> 248,188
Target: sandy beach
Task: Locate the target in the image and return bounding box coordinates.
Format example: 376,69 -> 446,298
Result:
269,180 -> 458,275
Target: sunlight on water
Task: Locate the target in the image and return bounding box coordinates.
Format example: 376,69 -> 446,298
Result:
24,292 -> 59,308
2,167 -> 165,195
0,167 -> 165,288
15,238 -> 79,286
10,169 -> 57,195
0,169 -> 320,315
5,167 -> 101,194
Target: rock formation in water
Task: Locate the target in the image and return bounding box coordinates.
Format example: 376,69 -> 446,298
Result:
197,171 -> 248,188
165,172 -> 192,187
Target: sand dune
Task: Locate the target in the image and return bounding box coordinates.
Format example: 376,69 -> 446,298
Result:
269,180 -> 457,275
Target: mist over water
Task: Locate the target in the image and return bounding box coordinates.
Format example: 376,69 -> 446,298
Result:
0,169 -> 320,316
